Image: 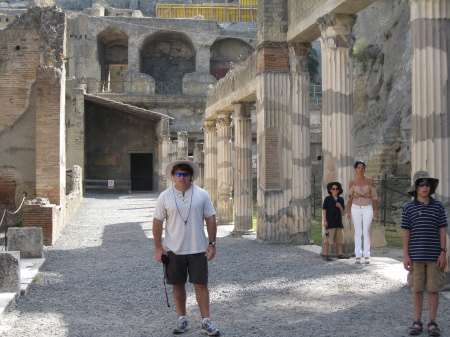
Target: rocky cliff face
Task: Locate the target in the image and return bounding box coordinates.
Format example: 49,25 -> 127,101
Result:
353,0 -> 412,179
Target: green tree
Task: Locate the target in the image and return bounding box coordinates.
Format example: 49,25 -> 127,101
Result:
308,48 -> 320,84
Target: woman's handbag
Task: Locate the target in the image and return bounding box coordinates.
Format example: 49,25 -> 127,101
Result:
370,221 -> 387,247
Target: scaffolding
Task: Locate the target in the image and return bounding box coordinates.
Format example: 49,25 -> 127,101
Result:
156,0 -> 258,22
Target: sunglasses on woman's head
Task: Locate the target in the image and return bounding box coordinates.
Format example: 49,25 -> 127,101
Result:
174,172 -> 190,177
330,188 -> 339,190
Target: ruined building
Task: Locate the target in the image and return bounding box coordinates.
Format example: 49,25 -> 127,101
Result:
0,0 -> 449,285
0,1 -> 257,244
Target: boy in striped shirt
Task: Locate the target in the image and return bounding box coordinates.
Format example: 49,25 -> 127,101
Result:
402,171 -> 448,336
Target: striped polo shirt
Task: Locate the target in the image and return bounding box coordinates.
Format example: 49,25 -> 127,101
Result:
401,197 -> 448,262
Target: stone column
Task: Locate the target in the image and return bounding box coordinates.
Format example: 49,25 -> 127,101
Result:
204,120 -> 218,208
68,84 -> 86,170
216,112 -> 233,225
35,67 -> 66,206
177,131 -> 188,159
194,142 -> 204,188
160,131 -> 172,191
318,13 -> 357,254
166,140 -> 178,189
232,102 -> 254,235
410,0 -> 450,277
289,42 -> 313,243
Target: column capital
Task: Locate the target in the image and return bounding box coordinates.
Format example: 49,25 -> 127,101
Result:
217,113 -> 232,127
288,42 -> 312,74
317,14 -> 357,49
177,131 -> 188,141
204,120 -> 217,133
234,102 -> 252,120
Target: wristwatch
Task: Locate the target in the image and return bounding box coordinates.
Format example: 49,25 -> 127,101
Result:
440,248 -> 447,252
209,241 -> 216,247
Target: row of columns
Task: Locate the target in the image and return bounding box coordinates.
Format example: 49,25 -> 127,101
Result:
158,125 -> 205,191
204,104 -> 254,233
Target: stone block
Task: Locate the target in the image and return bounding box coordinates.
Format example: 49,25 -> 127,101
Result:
7,227 -> 43,258
0,251 -> 21,295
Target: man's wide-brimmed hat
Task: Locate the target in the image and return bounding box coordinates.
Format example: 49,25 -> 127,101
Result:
165,157 -> 200,182
326,182 -> 343,195
407,170 -> 439,196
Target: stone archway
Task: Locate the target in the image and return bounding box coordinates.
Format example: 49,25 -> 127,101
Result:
97,28 -> 129,93
210,37 -> 254,80
140,31 -> 195,94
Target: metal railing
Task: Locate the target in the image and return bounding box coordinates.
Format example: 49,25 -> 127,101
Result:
311,178 -> 411,229
1,193 -> 27,250
155,82 -> 183,95
310,84 -> 322,101
98,80 -> 211,95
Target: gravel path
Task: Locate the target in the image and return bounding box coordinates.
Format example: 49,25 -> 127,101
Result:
1,192 -> 449,337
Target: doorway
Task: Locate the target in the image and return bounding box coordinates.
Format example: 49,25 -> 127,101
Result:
130,153 -> 153,191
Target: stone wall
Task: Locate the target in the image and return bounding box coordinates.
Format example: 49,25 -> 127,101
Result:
0,7 -> 66,210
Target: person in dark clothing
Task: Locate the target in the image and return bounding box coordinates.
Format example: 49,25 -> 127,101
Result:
322,182 -> 350,261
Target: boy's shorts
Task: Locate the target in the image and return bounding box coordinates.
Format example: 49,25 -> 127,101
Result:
324,228 -> 344,244
165,251 -> 208,285
408,261 -> 445,292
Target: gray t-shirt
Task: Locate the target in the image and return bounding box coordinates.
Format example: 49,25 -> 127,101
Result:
153,185 -> 216,255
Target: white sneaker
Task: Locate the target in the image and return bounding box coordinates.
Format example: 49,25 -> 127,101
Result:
201,318 -> 220,336
173,317 -> 188,334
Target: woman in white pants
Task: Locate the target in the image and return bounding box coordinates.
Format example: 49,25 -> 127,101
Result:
347,160 -> 379,264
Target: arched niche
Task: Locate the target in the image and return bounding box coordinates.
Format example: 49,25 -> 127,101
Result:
210,38 -> 254,80
97,28 -> 129,92
140,31 -> 195,85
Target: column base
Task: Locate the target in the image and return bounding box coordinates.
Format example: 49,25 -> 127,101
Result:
231,228 -> 255,237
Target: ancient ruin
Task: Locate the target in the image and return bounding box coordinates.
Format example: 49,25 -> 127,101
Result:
0,0 -> 449,283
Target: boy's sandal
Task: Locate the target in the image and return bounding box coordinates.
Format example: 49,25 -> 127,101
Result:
355,258 -> 361,264
407,321 -> 423,335
365,257 -> 370,264
337,254 -> 350,259
322,255 -> 332,261
428,321 -> 440,336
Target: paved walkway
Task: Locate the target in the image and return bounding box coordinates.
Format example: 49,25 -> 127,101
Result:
1,192 -> 450,337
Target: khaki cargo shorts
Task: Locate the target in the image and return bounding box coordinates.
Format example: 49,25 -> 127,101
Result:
324,228 -> 344,244
408,261 -> 445,293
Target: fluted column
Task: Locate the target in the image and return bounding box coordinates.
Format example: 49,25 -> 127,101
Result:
168,140 -> 178,185
177,131 -> 188,159
217,112 -> 233,225
289,42 -> 312,244
257,41 -> 311,242
204,120 -> 218,208
410,0 -> 450,275
158,116 -> 171,190
318,13 -> 357,254
193,142 -> 204,188
233,102 -> 254,235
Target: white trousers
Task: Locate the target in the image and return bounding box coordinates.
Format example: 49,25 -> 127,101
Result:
351,204 -> 373,258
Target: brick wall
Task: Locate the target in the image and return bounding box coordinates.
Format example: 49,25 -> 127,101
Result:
0,170 -> 16,210
0,30 -> 41,132
257,42 -> 289,72
22,202 -> 56,246
35,67 -> 66,205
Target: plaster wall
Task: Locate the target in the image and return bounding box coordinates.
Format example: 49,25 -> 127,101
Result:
85,105 -> 159,189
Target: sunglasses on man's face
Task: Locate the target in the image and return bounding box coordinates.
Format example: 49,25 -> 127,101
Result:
418,181 -> 430,187
174,172 -> 190,177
